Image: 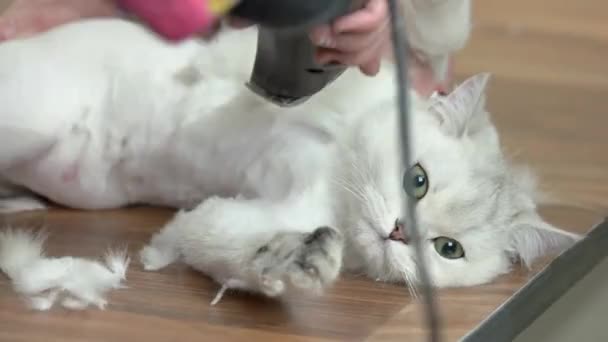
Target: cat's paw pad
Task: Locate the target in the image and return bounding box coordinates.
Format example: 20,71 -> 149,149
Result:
253,226 -> 344,297
139,245 -> 174,271
288,227 -> 344,294
259,275 -> 285,297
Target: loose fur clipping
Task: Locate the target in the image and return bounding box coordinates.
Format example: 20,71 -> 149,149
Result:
0,228 -> 130,311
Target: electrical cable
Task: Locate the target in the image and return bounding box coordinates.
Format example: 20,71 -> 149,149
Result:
385,1 -> 442,341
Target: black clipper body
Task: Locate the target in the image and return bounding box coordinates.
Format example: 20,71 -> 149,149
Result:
230,0 -> 366,106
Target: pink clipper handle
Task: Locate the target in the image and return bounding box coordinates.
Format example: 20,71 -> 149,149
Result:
118,0 -> 219,41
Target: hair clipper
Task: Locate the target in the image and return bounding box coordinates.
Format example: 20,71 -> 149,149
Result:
230,0 -> 367,106
119,0 -> 366,107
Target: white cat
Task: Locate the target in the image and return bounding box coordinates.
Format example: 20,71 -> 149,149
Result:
0,14 -> 578,301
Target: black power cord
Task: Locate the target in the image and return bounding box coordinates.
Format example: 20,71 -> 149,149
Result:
385,1 -> 442,341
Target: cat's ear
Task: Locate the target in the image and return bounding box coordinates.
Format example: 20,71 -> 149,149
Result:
429,72 -> 492,137
507,212 -> 582,268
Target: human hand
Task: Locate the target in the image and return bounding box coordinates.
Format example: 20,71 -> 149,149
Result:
0,0 -> 118,41
308,0 -> 389,77
308,0 -> 452,96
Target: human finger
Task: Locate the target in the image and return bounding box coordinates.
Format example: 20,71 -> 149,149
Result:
333,0 -> 387,34
359,57 -> 381,76
226,16 -> 254,28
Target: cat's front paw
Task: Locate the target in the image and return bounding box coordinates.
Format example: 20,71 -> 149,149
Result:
251,226 -> 344,298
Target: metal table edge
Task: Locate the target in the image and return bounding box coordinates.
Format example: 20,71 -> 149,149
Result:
460,217 -> 608,342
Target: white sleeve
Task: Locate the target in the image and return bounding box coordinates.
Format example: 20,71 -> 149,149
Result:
399,0 -> 473,79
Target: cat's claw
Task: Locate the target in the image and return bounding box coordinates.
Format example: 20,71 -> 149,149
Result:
252,226 -> 344,298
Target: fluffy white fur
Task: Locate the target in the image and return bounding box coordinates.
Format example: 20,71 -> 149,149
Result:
0,5 -> 580,303
0,228 -> 129,310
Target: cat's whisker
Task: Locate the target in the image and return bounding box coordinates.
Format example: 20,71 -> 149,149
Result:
402,271 -> 419,299
346,154 -> 387,212
406,273 -> 421,300
345,163 -> 369,189
346,179 -> 366,196
402,268 -> 420,299
367,191 -> 389,229
330,178 -> 366,204
384,267 -> 396,283
332,175 -> 382,222
387,252 -> 420,300
342,148 -> 374,183
349,155 -> 376,185
338,177 -> 369,200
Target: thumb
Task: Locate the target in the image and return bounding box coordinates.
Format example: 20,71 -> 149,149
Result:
226,16 -> 253,29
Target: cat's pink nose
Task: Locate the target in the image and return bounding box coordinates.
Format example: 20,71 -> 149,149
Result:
389,219 -> 409,244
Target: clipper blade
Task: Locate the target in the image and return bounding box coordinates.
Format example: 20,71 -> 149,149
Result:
245,82 -> 311,107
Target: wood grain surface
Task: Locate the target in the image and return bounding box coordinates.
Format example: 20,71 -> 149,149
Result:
0,0 -> 607,341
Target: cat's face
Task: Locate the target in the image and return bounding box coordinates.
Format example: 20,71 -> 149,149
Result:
339,73 -> 580,288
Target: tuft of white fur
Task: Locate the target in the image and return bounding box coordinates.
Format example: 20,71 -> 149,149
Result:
0,228 -> 48,279
104,248 -> 130,283
0,228 -> 130,310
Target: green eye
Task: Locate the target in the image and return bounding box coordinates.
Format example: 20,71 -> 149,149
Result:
433,237 -> 465,259
403,163 -> 429,200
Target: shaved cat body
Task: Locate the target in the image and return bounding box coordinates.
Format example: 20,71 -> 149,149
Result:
0,16 -> 578,300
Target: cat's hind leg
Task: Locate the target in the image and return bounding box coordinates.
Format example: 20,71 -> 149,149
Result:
0,126 -> 60,214
0,126 -> 55,171
0,54 -> 60,213
0,127 -> 55,214
139,196 -> 344,299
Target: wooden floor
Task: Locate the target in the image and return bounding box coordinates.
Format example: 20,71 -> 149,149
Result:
1,1 -> 607,341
